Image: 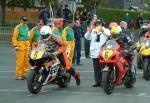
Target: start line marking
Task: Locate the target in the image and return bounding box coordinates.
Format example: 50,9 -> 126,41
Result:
0,70 -> 143,74
0,89 -> 150,98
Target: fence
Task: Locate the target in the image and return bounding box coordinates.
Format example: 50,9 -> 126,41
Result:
0,21 -> 37,42
0,27 -> 13,42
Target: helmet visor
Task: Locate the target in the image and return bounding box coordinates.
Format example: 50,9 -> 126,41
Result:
41,34 -> 49,40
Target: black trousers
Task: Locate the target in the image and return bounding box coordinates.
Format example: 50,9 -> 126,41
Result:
92,58 -> 102,84
84,38 -> 90,58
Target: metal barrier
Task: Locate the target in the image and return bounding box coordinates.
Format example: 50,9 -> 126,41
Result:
0,21 -> 37,42
0,27 -> 13,42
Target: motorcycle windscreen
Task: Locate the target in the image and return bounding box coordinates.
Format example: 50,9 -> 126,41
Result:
30,43 -> 46,60
101,40 -> 120,60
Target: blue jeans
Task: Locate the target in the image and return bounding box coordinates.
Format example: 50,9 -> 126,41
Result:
72,40 -> 81,64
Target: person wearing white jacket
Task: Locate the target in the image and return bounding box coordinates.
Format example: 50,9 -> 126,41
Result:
85,19 -> 111,87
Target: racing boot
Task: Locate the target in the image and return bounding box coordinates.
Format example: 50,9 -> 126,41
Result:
68,67 -> 80,86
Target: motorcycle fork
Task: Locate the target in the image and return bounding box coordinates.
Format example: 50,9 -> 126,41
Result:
38,67 -> 44,82
103,65 -> 116,82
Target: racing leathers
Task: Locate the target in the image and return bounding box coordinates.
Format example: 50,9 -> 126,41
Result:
40,35 -> 80,85
111,31 -> 136,80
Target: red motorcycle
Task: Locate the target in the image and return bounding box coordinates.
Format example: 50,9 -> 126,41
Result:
99,40 -> 136,94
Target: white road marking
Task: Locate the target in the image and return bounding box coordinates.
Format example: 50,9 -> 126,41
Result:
138,93 -> 147,96
0,89 -> 27,92
0,70 -> 144,74
0,89 -> 149,98
0,71 -> 15,73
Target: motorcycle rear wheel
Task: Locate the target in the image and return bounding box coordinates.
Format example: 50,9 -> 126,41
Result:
124,72 -> 135,88
143,61 -> 150,81
102,71 -> 114,95
27,70 -> 42,94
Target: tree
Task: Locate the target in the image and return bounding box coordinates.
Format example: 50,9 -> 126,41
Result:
145,0 -> 150,11
0,0 -> 7,26
82,0 -> 107,9
0,0 -> 59,26
0,0 -> 35,26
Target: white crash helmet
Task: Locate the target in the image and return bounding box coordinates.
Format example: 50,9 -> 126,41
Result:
40,26 -> 52,40
141,24 -> 148,29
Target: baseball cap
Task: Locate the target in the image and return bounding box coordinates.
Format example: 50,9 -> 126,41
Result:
21,16 -> 28,22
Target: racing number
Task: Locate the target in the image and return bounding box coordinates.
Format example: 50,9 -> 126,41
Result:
34,51 -> 38,58
105,52 -> 108,59
50,67 -> 58,75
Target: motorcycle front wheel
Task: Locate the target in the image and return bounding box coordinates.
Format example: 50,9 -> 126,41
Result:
102,71 -> 114,95
27,70 -> 42,94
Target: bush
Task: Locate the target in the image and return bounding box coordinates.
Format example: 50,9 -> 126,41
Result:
96,8 -> 150,26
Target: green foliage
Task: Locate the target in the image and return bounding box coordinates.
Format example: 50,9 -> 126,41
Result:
96,8 -> 150,26
81,0 -> 106,8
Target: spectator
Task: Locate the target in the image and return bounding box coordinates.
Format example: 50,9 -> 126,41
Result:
120,21 -> 131,38
63,4 -> 72,21
29,20 -> 44,47
75,10 -> 81,21
136,13 -> 143,30
129,19 -> 135,41
124,12 -> 131,27
80,8 -> 88,22
87,11 -> 92,26
56,5 -> 64,18
72,20 -> 83,65
130,19 -> 135,30
80,8 -> 88,32
39,8 -> 50,25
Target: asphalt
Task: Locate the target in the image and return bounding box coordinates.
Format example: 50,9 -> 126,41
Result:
0,43 -> 150,103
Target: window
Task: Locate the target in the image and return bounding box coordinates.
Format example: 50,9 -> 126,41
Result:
126,0 -> 132,3
76,0 -> 82,3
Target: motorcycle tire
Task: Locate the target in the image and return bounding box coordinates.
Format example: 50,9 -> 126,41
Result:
124,75 -> 135,88
102,71 -> 114,95
58,74 -> 71,88
27,70 -> 42,94
143,61 -> 150,81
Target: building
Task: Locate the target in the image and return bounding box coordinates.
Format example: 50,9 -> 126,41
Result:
106,0 -> 144,9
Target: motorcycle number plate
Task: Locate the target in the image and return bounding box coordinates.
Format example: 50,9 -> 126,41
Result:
50,66 -> 58,76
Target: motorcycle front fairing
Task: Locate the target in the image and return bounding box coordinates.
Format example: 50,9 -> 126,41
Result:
29,42 -> 52,66
140,38 -> 150,62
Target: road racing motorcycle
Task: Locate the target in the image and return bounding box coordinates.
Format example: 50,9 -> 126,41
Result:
27,41 -> 71,94
139,38 -> 150,80
99,40 -> 136,94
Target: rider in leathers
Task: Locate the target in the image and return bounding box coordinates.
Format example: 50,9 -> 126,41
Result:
110,26 -> 136,82
39,26 -> 80,86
